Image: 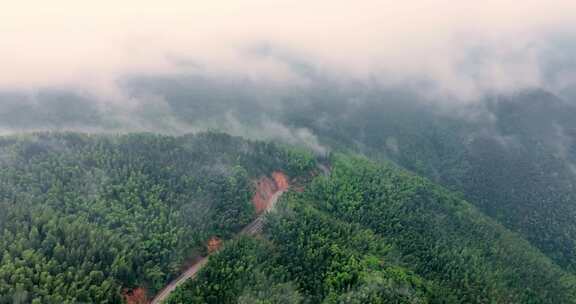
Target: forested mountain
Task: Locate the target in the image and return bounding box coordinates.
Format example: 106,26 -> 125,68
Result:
3,1 -> 576,303
280,88 -> 576,273
121,77 -> 576,274
2,80 -> 576,303
0,132 -> 315,303
167,154 -> 576,303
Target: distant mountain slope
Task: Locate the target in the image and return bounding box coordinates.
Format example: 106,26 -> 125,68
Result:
277,87 -> 576,273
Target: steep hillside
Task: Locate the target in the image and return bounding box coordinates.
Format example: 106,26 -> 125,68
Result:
103,77 -> 576,272
2,86 -> 576,303
167,154 -> 576,303
3,79 -> 576,274
0,132 -> 315,303
279,88 -> 576,272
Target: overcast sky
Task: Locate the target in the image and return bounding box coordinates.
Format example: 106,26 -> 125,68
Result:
1,0 -> 575,98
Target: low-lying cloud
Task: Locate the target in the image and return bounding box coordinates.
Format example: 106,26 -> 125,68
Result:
1,0 -> 576,153
1,1 -> 575,95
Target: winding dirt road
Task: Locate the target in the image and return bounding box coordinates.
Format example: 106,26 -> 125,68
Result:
149,179 -> 287,304
149,258 -> 208,304
240,189 -> 286,235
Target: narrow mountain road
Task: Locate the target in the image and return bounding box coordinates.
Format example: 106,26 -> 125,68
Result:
149,258 -> 208,304
240,189 -> 286,235
149,186 -> 287,304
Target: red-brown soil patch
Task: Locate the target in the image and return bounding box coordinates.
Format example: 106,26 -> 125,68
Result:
252,171 -> 289,213
252,177 -> 278,213
207,236 -> 222,253
272,171 -> 289,190
122,287 -> 148,304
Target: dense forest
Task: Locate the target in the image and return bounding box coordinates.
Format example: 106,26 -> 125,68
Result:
9,79 -> 574,275
127,78 -> 576,274
167,154 -> 576,303
0,132 -> 315,303
287,89 -> 576,274
4,81 -> 576,274
2,80 -> 576,303
3,2 -> 576,303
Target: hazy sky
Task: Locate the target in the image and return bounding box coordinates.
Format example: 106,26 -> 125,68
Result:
2,0 -> 576,97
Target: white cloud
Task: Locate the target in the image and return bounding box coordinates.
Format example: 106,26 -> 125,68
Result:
0,0 -> 574,97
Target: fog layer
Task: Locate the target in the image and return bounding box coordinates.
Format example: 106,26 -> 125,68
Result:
2,1 -> 576,96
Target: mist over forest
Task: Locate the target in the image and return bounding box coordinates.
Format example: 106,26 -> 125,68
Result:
2,1 -> 576,303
